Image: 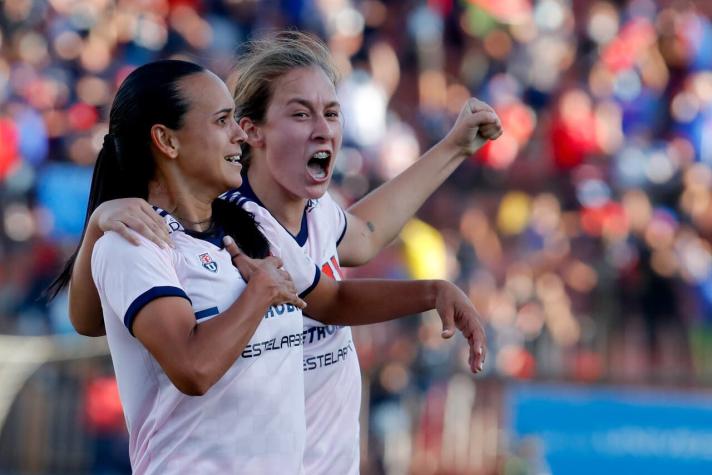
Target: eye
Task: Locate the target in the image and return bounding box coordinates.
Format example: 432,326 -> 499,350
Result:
218,116 -> 229,125
293,111 -> 308,118
326,110 -> 340,119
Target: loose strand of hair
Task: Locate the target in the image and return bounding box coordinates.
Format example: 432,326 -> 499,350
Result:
211,199 -> 270,259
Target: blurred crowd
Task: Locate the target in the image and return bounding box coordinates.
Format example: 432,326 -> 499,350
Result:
2,0 -> 712,473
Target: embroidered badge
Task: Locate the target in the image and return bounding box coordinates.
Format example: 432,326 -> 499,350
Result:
199,252 -> 218,273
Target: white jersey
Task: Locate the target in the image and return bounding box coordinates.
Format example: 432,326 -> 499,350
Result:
91,209 -> 319,475
224,182 -> 361,475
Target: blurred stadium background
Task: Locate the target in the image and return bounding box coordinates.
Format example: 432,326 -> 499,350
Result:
2,0 -> 712,473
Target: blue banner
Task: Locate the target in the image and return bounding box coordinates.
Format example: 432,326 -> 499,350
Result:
507,383 -> 712,474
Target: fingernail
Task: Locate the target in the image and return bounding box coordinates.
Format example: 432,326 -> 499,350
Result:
223,235 -> 234,246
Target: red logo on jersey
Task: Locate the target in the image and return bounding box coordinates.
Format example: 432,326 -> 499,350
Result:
321,255 -> 343,280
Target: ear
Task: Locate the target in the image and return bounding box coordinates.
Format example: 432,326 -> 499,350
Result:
150,124 -> 179,159
239,117 -> 264,148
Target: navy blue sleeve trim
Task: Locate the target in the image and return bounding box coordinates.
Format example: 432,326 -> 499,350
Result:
124,286 -> 191,336
336,208 -> 348,246
195,306 -> 219,320
299,265 -> 321,299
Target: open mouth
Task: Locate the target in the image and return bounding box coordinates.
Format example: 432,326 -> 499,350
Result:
307,151 -> 331,180
224,154 -> 242,164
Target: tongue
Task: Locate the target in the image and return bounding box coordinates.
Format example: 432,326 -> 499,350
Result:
307,162 -> 327,180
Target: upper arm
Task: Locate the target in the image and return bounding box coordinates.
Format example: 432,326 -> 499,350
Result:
131,295 -> 200,390
92,232 -> 187,333
336,210 -> 378,267
92,232 -> 205,391
68,280 -> 105,336
68,225 -> 107,336
307,191 -> 374,267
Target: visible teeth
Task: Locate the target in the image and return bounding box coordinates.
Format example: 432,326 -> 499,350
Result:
224,155 -> 241,163
308,151 -> 330,180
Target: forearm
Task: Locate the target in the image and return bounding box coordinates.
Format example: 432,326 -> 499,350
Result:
182,283 -> 273,392
68,225 -> 106,336
306,279 -> 442,326
343,141 -> 466,266
138,281 -> 274,396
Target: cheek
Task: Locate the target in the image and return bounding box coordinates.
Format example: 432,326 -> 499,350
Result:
268,134 -> 302,164
185,133 -> 211,153
274,156 -> 301,175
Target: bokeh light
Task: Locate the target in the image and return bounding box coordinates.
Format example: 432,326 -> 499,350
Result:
1,2 -> 712,473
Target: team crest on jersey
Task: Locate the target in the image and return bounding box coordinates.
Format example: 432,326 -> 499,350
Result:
198,253 -> 218,273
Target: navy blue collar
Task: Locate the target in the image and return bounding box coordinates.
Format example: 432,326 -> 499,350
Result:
184,225 -> 226,249
238,173 -> 309,246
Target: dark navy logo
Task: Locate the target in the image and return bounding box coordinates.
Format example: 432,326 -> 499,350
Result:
199,252 -> 218,273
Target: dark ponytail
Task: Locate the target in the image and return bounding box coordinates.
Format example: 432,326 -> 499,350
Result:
212,199 -> 270,259
46,134 -> 136,300
48,60 -> 205,299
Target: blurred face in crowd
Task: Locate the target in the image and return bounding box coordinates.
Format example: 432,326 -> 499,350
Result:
165,71 -> 247,198
244,66 -> 342,203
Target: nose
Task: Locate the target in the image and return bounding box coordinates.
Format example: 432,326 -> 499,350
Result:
311,114 -> 335,142
231,117 -> 248,143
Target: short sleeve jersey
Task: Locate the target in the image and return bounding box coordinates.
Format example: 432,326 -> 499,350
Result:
223,180 -> 361,475
91,209 -> 319,475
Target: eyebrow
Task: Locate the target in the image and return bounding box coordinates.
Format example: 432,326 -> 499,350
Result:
286,98 -> 340,110
213,107 -> 234,117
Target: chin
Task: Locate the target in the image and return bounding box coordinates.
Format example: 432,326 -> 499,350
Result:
225,176 -> 244,191
302,181 -> 329,200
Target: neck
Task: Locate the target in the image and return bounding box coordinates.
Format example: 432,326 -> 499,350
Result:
247,163 -> 306,235
148,180 -> 214,232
